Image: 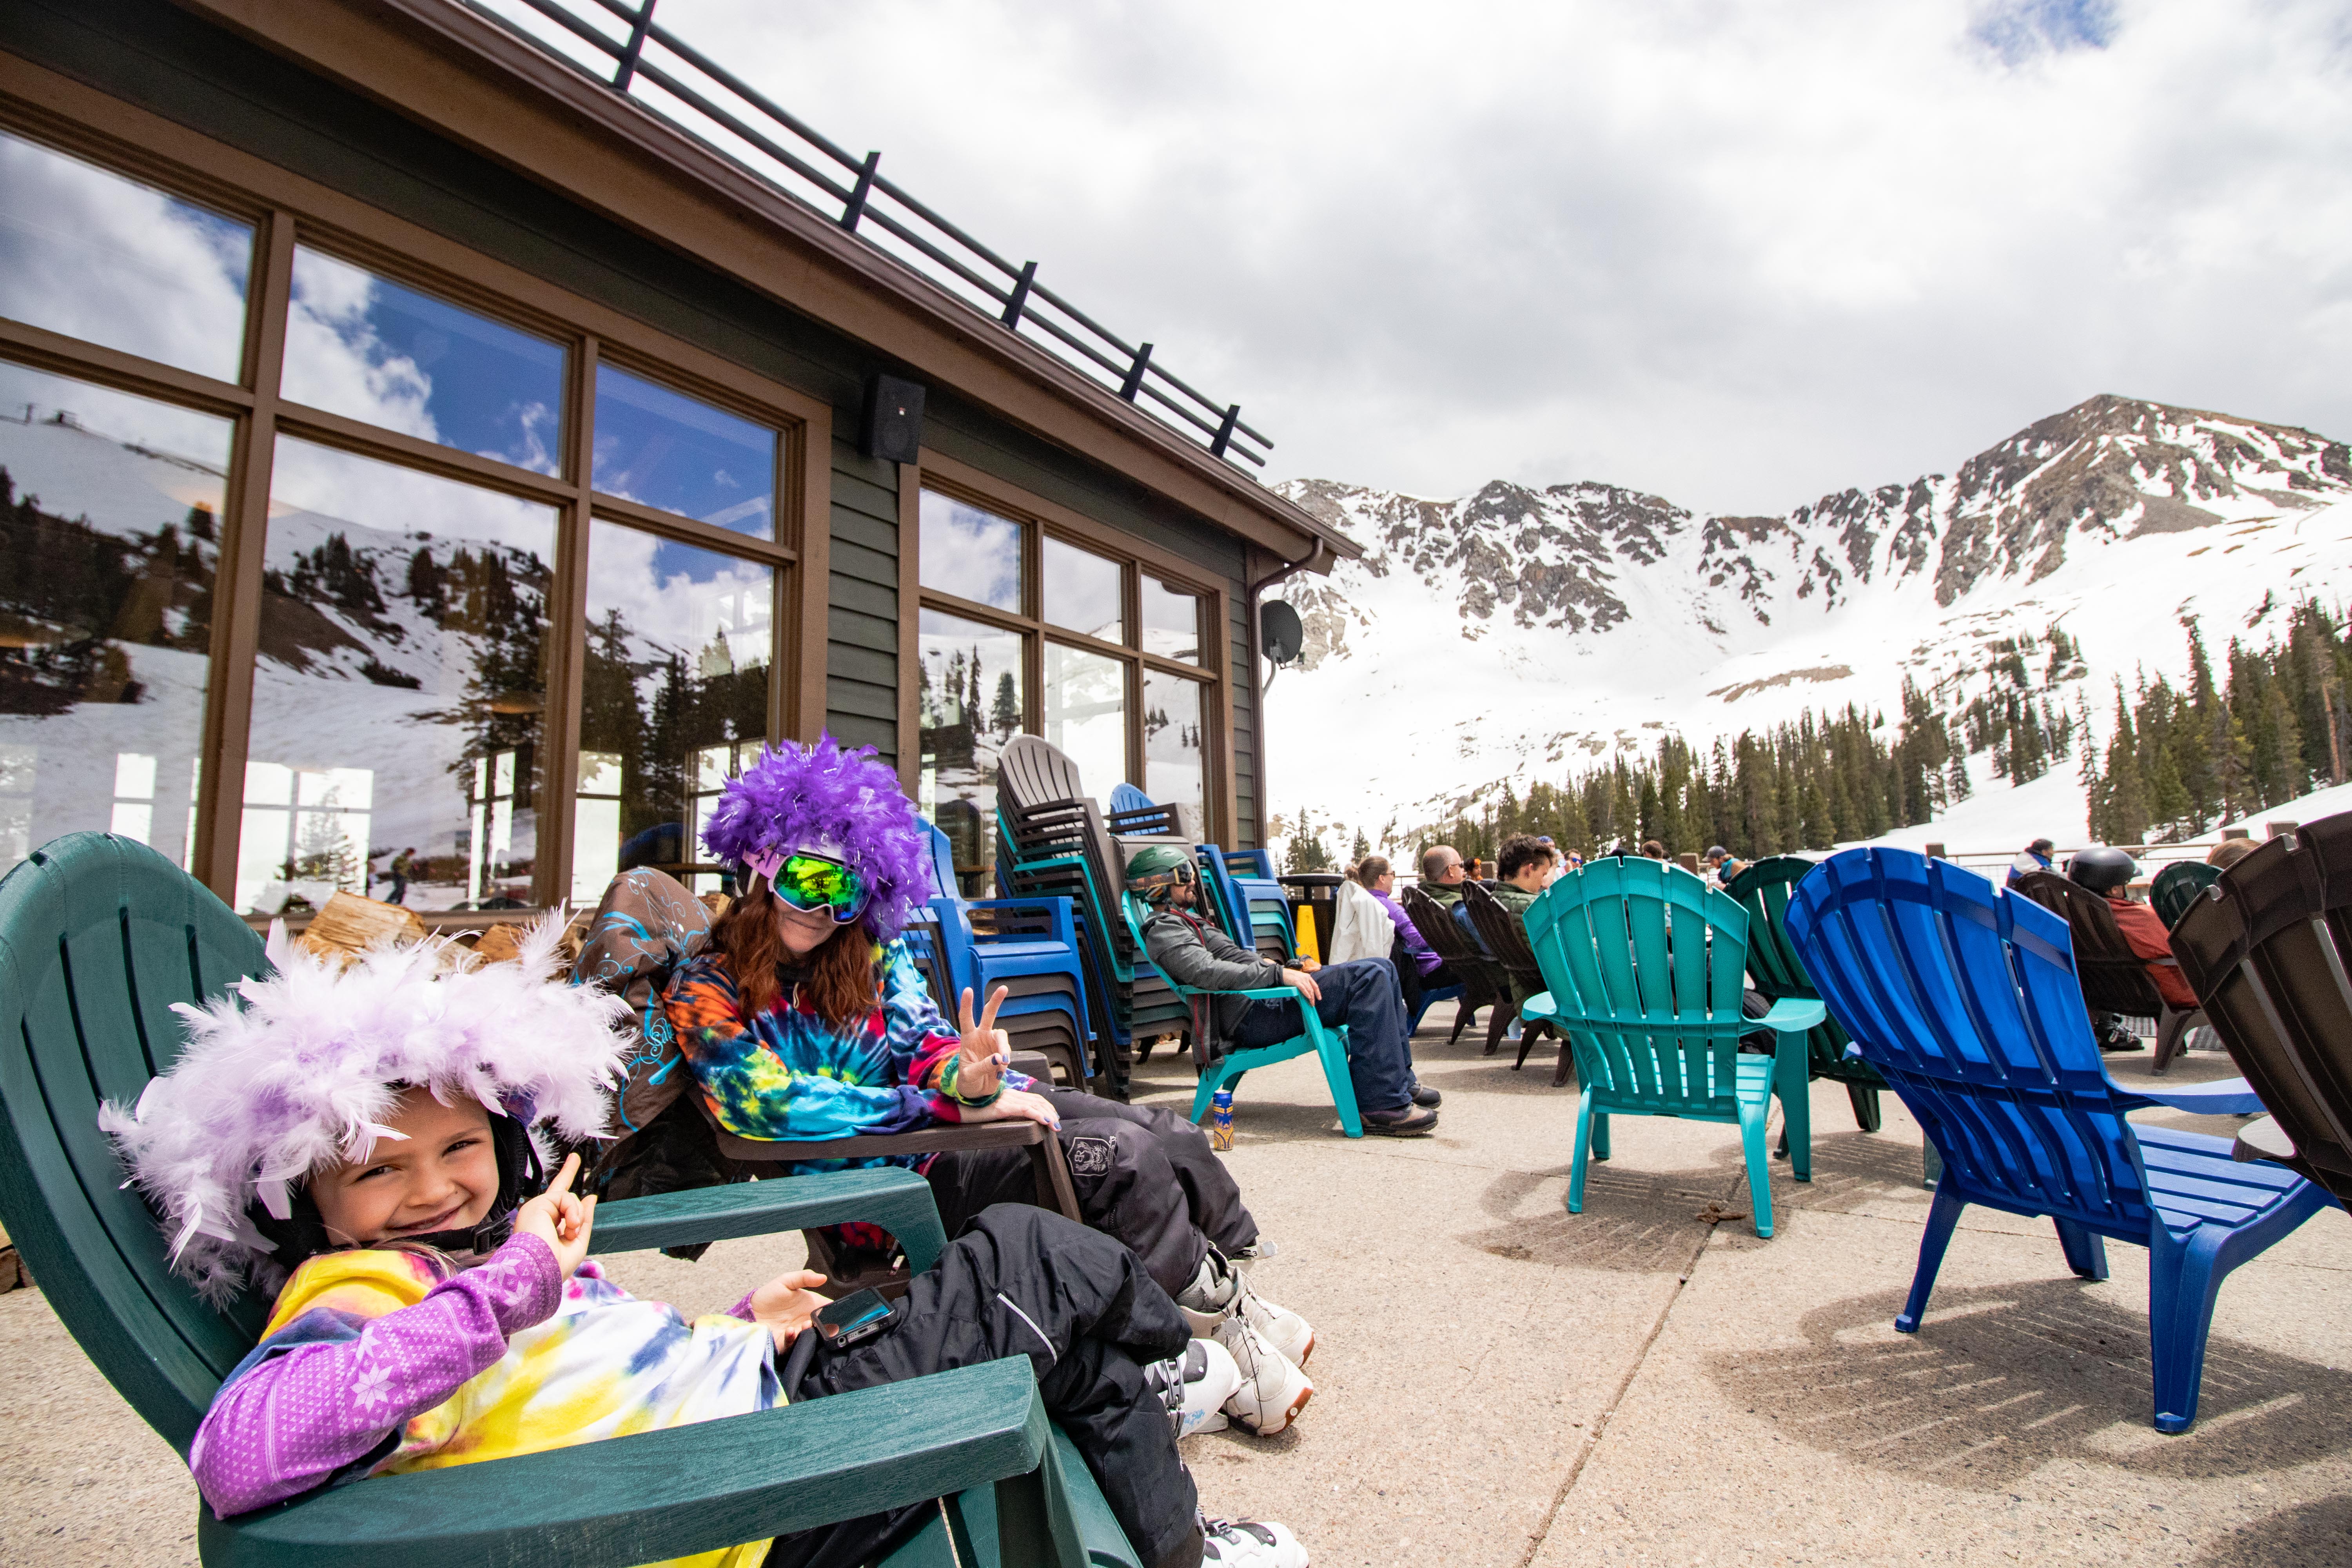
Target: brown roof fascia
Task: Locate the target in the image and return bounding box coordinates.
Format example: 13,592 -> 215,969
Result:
170,0 -> 1357,572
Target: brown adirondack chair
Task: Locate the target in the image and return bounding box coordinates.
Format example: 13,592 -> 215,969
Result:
2013,870 -> 2210,1072
1399,885 -> 1511,1050
1459,880 -> 1564,1078
2169,813 -> 2352,1208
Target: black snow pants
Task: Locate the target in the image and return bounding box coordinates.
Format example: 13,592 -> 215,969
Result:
768,1204 -> 1203,1568
923,1088 -> 1259,1298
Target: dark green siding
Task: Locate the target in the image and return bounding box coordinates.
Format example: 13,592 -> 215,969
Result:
9,0 -> 1267,838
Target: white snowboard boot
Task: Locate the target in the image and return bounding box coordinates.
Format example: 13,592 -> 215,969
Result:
1212,1314 -> 1312,1436
1176,1248 -> 1315,1366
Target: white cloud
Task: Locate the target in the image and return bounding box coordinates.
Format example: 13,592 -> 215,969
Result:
594,0 -> 2352,513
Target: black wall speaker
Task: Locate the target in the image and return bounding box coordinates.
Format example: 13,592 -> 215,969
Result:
861,374 -> 926,463
1259,600 -> 1304,664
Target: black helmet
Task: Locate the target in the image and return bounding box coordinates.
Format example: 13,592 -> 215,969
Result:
2066,846 -> 2137,896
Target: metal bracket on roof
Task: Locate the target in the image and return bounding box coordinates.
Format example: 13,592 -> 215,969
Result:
840,151 -> 881,232
1002,260 -> 1038,328
613,0 -> 658,91
1118,343 -> 1154,401
1210,404 -> 1242,459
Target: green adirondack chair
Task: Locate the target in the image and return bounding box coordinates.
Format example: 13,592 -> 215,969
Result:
1520,857 -> 1824,1238
1120,891 -> 1364,1137
0,832 -> 1134,1568
1723,856 -> 1887,1136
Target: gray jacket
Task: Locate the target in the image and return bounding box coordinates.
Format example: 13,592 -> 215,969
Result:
1141,903 -> 1287,1070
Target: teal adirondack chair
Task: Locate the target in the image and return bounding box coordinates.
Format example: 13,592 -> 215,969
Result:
0,832 -> 1135,1568
1521,857 -> 1824,1238
1120,891 -> 1363,1137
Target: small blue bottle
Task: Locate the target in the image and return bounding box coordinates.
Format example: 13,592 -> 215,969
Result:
1210,1087 -> 1235,1151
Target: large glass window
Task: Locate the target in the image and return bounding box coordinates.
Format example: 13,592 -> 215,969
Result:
593,366 -> 775,538
575,523 -> 774,900
236,438 -> 557,915
0,363 -> 230,877
0,131 -> 252,383
1043,642 -> 1128,797
918,607 -> 1024,895
1142,575 -> 1201,664
919,490 -> 1021,611
1143,670 -> 1206,822
283,248 -> 564,475
1042,535 -> 1124,643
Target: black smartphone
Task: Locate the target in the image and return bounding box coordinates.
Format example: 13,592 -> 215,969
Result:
813,1287 -> 898,1350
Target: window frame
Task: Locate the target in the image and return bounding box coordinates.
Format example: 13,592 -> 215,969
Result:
0,86 -> 832,919
904,449 -> 1232,840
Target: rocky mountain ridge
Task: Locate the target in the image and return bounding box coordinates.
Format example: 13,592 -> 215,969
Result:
1263,395 -> 2352,846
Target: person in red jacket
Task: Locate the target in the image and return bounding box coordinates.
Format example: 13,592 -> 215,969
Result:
2067,847 -> 2198,1011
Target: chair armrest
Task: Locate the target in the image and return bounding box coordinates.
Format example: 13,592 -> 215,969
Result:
2113,1077 -> 2267,1117
1521,990 -> 1555,1020
1755,997 -> 1827,1034
590,1167 -> 950,1274
201,1358 -> 1053,1568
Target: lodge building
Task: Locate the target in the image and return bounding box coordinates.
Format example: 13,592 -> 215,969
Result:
0,0 -> 1354,921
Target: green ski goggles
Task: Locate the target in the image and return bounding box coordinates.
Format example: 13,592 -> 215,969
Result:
750,849 -> 870,923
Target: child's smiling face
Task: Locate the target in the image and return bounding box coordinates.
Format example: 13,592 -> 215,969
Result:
310,1088 -> 501,1246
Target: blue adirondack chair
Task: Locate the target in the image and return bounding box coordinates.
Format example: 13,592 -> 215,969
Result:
1519,857 -> 1824,1238
1784,846 -> 2327,1433
923,824 -> 1094,1083
1120,891 -> 1364,1137
0,832 -> 1137,1567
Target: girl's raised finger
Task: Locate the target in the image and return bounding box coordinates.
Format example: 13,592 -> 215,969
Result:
977,984 -> 1009,1035
545,1151 -> 581,1198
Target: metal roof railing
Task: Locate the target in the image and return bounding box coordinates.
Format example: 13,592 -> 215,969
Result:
463,0 -> 1274,469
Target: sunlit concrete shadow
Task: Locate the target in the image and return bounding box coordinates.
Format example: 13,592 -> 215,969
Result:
1710,1281 -> 2352,1490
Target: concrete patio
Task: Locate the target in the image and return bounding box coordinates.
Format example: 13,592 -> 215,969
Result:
4,1004 -> 2347,1566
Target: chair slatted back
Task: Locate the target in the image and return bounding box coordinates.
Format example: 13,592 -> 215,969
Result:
2013,870 -> 2168,1018
1460,880 -> 1543,993
998,736 -> 1093,817
2151,861 -> 2221,931
1785,848 -> 2158,1233
1399,887 -> 1477,967
0,833 -> 273,1454
1521,858 -> 1752,1118
1725,856 -> 1878,1086
2169,815 -> 2352,1204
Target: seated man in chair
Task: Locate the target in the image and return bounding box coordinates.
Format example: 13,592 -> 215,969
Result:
1130,846 -> 1438,1138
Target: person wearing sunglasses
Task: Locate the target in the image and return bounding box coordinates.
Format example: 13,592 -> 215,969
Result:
662,736 -> 1318,1441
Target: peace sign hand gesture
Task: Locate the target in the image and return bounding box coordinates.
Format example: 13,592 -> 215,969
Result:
513,1152 -> 595,1279
952,984 -> 1012,1100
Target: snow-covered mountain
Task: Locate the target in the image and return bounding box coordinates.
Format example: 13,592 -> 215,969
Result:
1266,396 -> 2352,849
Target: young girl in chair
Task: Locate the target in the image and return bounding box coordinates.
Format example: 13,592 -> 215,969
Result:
103,921 -> 1303,1568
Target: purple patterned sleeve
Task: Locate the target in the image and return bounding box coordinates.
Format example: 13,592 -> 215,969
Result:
188,1234 -> 565,1518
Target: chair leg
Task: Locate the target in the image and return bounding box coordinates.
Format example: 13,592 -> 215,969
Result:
2152,1009 -> 2203,1075
1849,1083 -> 1883,1134
2053,1218 -> 2110,1280
2148,1226 -> 2230,1433
1739,1100 -> 1777,1238
1776,1039 -> 1811,1183
1591,1109 -> 1610,1162
1318,1025 -> 1363,1139
1550,1029 -> 1575,1089
1896,1184 -> 1968,1333
1514,1014 -> 1540,1072
1452,1000 -> 1478,1049
1189,1068 -> 1232,1126
1568,1089 -> 1598,1213
1484,996 -> 1512,1057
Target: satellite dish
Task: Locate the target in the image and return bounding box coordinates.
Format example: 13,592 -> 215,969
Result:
1259,600 -> 1304,665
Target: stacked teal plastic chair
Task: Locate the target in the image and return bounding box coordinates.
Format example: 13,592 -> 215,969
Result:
1520,857 -> 1823,1238
1784,846 -> 2326,1433
1724,856 -> 1887,1135
0,832 -> 1138,1567
1120,890 -> 1364,1137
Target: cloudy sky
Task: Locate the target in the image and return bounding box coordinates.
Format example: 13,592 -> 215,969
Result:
568,0 -> 2352,516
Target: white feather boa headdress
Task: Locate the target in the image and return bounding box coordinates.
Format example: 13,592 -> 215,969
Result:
99,913 -> 629,1304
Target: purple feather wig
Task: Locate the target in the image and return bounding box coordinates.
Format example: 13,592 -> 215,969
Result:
701,734 -> 935,940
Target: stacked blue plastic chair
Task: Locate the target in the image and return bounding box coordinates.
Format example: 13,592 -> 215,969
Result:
1196,844 -> 1296,964
918,824 -> 1095,1087
1219,849 -> 1298,957
1784,846 -> 2328,1432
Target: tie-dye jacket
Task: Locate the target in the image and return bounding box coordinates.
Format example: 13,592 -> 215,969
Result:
662,938 -> 1033,1172
189,1233 -> 775,1568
